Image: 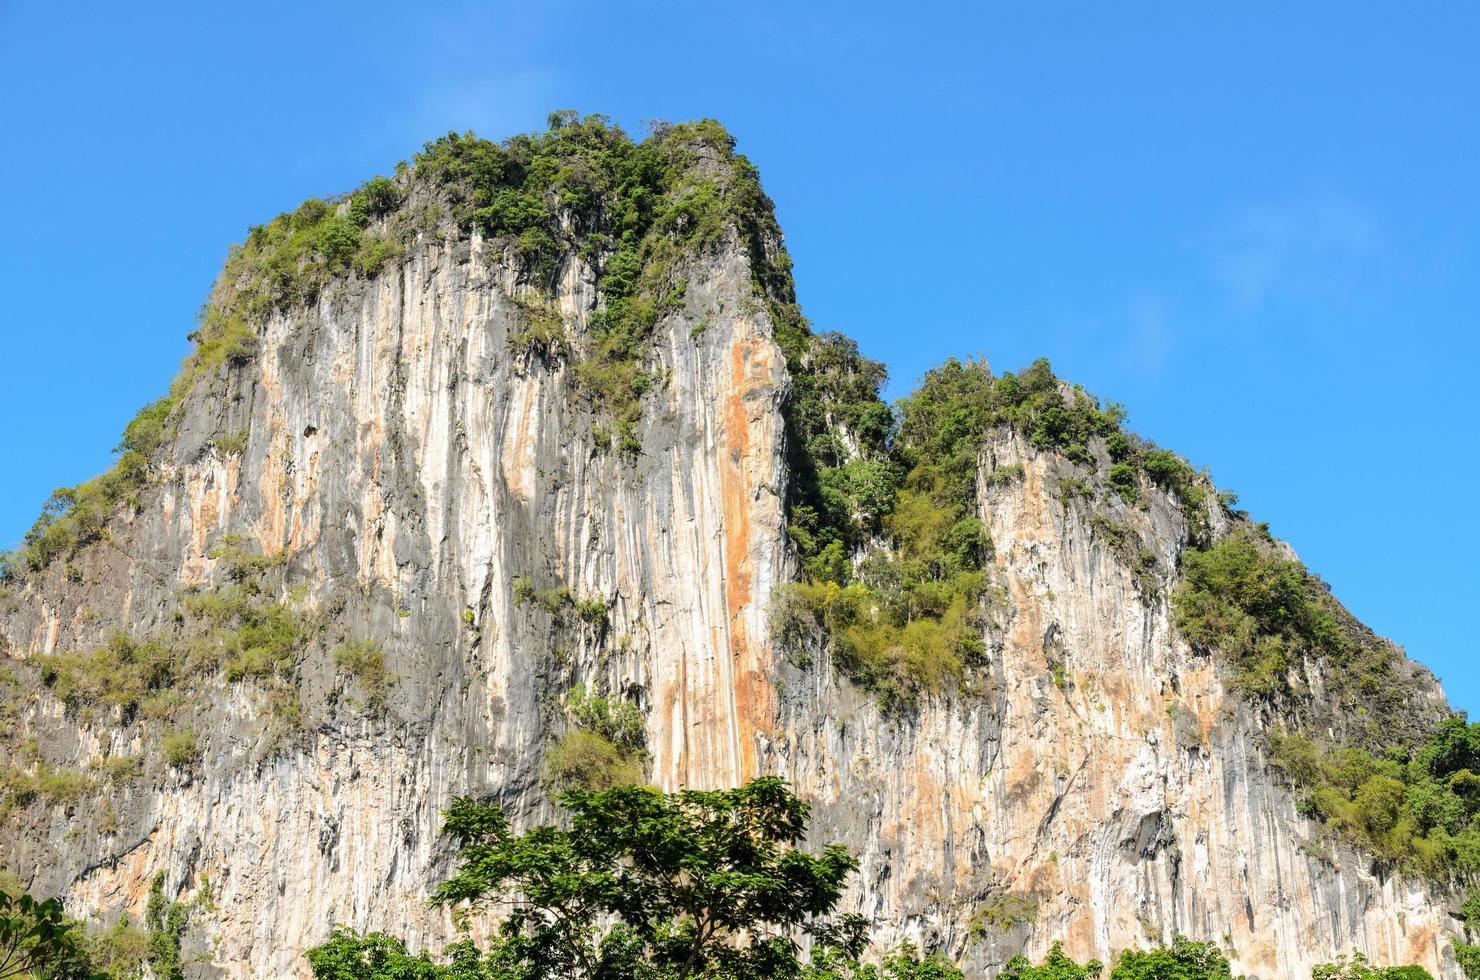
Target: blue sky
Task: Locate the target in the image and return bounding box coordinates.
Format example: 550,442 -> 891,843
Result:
1,2 -> 1476,712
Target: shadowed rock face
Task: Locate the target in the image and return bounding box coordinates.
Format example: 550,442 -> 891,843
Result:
0,180 -> 1464,978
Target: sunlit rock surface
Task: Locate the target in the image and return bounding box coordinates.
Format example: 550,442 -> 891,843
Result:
2,212 -> 1464,978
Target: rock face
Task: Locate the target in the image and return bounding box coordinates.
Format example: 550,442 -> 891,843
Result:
0,141 -> 1465,978
770,431 -> 1457,978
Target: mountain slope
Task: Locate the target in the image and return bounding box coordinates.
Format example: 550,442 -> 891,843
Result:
0,115 -> 1468,979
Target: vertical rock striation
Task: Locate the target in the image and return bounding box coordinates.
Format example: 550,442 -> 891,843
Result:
768,430 -> 1459,978
0,122 -> 1465,978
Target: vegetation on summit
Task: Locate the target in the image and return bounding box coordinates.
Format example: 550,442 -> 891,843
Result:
4,111 -> 796,575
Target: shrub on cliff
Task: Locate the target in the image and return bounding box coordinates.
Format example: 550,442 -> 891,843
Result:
543,686 -> 647,791
1000,941 -> 1103,979
1268,718 -> 1480,880
1109,937 -> 1239,980
778,353 -> 1222,714
1313,951 -> 1435,979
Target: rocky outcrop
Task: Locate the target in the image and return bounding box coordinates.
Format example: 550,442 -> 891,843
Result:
3,212 -> 792,975
0,135 -> 1465,978
769,430 -> 1460,977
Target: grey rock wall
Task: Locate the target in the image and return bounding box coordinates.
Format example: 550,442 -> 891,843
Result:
0,222 -> 1464,978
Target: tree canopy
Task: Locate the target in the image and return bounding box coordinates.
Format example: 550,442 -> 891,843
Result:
309,777 -> 960,980
0,889 -> 98,980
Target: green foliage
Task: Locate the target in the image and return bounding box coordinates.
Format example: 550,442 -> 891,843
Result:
37,633 -> 178,720
772,576 -> 985,714
1108,463 -> 1139,505
307,778 -> 959,979
1000,941 -> 1103,980
333,639 -> 394,709
508,295 -> 570,360
159,729 -> 198,768
1312,951 -> 1435,980
0,888 -> 95,980
211,190 -> 398,323
212,429 -> 249,455
348,176 -> 403,225
1087,515 -> 1160,597
1456,941 -> 1480,979
1107,936 -> 1239,980
969,893 -> 1040,938
144,874 -> 189,980
1172,529 -> 1429,738
30,539 -> 314,772
801,943 -> 965,980
92,754 -> 144,783
14,395 -> 179,573
988,358 -> 1125,465
34,538 -> 304,737
512,578 -> 608,631
565,685 -> 644,748
1464,887 -> 1480,931
1172,517 -> 1460,883
576,597 -> 609,628
780,353 -> 1217,713
1174,533 -> 1337,696
782,332 -> 896,573
209,533 -> 286,581
1140,450 -> 1209,542
777,359 -> 1002,712
85,915 -> 151,979
183,582 -> 308,683
412,115 -> 778,460
306,929 -> 449,979
0,763 -> 94,812
1269,718 -> 1480,879
544,730 -> 643,793
545,686 -> 646,791
1057,477 -> 1093,503
429,777 -> 862,978
984,463 -> 1024,488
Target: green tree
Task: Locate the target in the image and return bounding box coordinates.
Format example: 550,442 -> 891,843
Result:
1000,940 -> 1103,979
801,942 -> 963,980
0,888 -> 99,979
308,778 -> 957,979
144,874 -> 189,980
1108,937 -> 1240,980
1312,951 -> 1434,980
305,930 -> 449,979
1463,887 -> 1480,932
431,777 -> 858,978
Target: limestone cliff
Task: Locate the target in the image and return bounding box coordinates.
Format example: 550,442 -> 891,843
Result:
0,118 -> 1467,978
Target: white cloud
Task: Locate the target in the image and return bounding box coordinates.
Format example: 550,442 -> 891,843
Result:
1200,188 -> 1385,309
1119,293 -> 1174,376
373,3 -> 570,142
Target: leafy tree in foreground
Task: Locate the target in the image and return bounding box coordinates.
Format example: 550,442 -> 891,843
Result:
1000,940 -> 1103,979
305,930 -> 453,979
310,777 -> 960,979
0,889 -> 98,979
1312,951 -> 1434,980
1107,937 -> 1240,980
